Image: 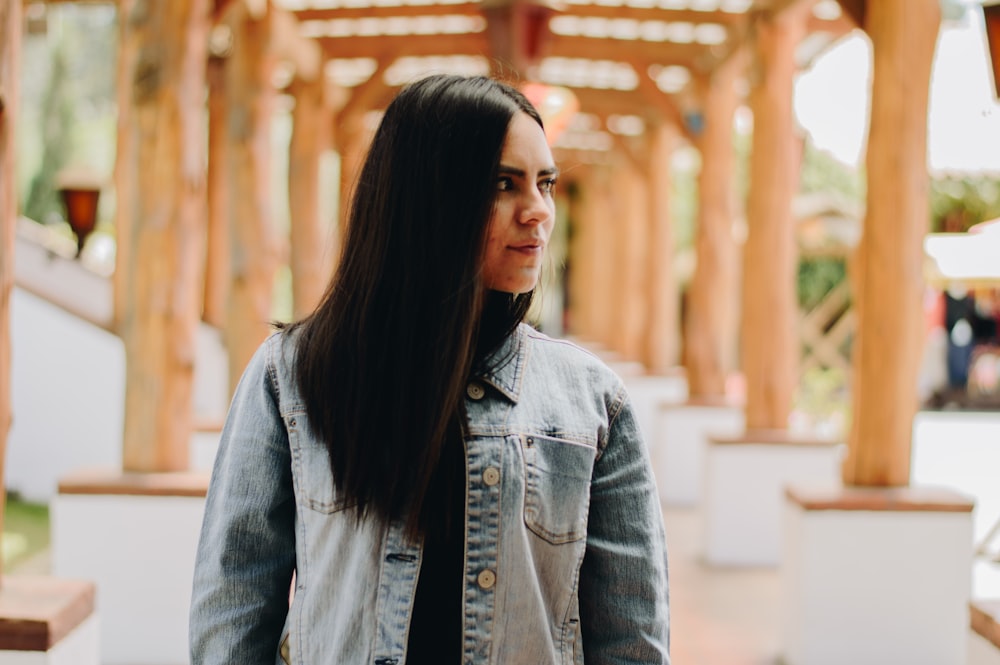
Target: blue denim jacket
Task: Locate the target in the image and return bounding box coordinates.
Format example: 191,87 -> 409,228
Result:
190,324 -> 669,664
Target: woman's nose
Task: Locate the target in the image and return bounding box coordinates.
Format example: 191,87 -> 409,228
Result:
519,189 -> 553,226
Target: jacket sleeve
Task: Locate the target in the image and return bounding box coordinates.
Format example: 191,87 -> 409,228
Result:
190,336 -> 297,664
578,385 -> 670,664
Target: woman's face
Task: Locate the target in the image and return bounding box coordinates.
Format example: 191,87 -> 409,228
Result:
482,112 -> 558,294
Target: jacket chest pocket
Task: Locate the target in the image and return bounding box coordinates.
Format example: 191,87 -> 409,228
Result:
522,434 -> 596,544
287,412 -> 352,514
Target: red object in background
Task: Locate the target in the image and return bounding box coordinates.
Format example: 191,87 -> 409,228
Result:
521,82 -> 579,146
984,2 -> 1000,99
59,186 -> 101,258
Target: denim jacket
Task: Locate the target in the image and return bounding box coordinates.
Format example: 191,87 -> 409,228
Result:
190,324 -> 669,665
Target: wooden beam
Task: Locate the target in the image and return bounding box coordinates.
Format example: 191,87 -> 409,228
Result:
318,32 -> 489,59
835,0 -> 865,29
273,7 -> 322,82
555,6 -> 745,25
547,32 -> 706,67
568,86 -> 650,117
294,4 -> 480,20
333,57 -> 391,138
627,57 -> 696,143
1,0 -> 23,554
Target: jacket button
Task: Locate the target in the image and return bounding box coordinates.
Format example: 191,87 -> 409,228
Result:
477,569 -> 496,589
483,467 -> 500,487
466,382 -> 485,400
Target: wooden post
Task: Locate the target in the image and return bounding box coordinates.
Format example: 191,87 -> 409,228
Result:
609,154 -> 649,361
644,121 -> 680,373
0,0 -> 22,555
203,54 -> 229,329
569,164 -> 616,349
335,111 -> 374,243
565,173 -> 591,340
740,9 -> 805,430
683,55 -> 744,398
288,76 -> 332,320
112,0 -> 136,334
119,0 -> 210,472
843,0 -> 941,486
225,4 -> 280,394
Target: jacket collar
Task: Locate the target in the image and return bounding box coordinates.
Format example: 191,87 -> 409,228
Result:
476,323 -> 528,404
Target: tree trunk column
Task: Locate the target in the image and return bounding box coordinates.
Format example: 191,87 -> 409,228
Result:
684,56 -> 743,398
644,121 -> 680,373
120,0 -> 210,472
610,156 -> 649,362
741,11 -> 805,430
112,0 -> 136,333
288,76 -> 332,320
0,0 -> 23,544
569,164 -> 616,349
203,55 -> 229,329
335,112 -> 371,246
225,5 -> 279,395
844,0 -> 941,486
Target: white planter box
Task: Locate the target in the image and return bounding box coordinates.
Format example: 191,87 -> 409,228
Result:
782,485 -> 974,665
652,400 -> 743,506
704,431 -> 843,567
52,470 -> 209,665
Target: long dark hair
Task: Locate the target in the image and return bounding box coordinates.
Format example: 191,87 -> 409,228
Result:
291,75 -> 544,536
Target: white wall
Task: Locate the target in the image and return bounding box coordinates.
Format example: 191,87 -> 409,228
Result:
7,288 -> 125,501
911,410 -> 1000,599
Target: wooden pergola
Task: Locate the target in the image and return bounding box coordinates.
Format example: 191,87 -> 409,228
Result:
0,0 -> 942,532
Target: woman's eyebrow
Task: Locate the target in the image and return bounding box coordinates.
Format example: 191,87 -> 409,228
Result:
498,165 -> 560,178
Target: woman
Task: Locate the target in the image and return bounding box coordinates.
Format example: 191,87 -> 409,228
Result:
190,74 -> 669,664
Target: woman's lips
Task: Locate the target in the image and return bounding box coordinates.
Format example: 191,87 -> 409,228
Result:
509,242 -> 544,255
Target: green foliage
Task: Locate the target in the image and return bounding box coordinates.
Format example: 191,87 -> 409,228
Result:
2,496 -> 50,573
929,177 -> 1000,233
18,5 -> 118,225
798,257 -> 848,310
794,365 -> 851,438
23,42 -> 74,224
799,141 -> 865,201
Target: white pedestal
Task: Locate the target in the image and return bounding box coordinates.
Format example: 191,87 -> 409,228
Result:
782,486 -> 974,665
0,576 -> 99,665
52,469 -> 209,665
704,430 -> 843,567
623,370 -> 688,444
653,399 -> 743,506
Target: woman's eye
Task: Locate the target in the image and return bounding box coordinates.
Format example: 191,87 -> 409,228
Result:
539,178 -> 558,194
497,177 -> 514,192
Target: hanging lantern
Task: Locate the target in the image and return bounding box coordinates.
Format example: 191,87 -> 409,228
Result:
520,82 -> 579,146
56,168 -> 104,258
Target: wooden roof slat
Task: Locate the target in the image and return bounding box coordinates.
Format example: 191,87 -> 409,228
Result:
547,32 -> 708,67
317,31 -> 490,58
554,5 -> 745,25
569,86 -> 649,117
294,3 -> 480,20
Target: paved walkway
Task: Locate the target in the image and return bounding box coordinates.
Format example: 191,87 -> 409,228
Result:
663,505 -> 782,665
